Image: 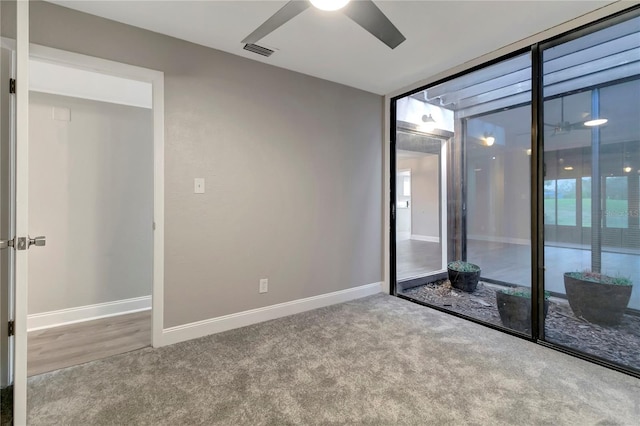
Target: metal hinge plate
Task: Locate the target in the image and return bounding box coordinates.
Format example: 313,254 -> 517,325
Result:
9,78 -> 15,94
8,320 -> 14,336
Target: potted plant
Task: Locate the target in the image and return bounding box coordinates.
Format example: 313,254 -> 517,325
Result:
496,288 -> 550,333
564,271 -> 633,326
447,260 -> 480,293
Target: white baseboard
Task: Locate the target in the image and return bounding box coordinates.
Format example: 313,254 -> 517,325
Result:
468,235 -> 530,246
27,296 -> 152,331
411,234 -> 440,243
161,282 -> 383,347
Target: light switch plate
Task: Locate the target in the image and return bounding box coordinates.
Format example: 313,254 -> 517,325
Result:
194,178 -> 205,194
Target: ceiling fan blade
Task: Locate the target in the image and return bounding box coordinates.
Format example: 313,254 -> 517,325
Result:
342,0 -> 406,49
242,1 -> 310,45
569,121 -> 587,130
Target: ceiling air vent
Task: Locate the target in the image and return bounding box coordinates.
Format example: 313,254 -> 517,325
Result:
243,43 -> 274,57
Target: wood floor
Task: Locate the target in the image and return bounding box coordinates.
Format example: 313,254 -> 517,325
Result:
395,238 -> 442,281
27,310 -> 151,377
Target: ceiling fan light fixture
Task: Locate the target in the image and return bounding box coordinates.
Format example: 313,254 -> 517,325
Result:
482,132 -> 495,147
584,118 -> 608,127
309,0 -> 350,11
422,114 -> 435,123
420,114 -> 436,132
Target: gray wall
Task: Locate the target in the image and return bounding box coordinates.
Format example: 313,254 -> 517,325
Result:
30,1 -> 383,328
467,138 -> 531,244
397,155 -> 440,239
28,92 -> 153,314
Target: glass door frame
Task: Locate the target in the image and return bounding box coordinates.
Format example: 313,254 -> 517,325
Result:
389,46 -> 533,329
390,4 -> 640,379
534,6 -> 640,377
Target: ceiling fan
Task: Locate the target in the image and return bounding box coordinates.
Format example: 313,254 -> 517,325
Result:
242,0 -> 406,50
544,97 -> 588,136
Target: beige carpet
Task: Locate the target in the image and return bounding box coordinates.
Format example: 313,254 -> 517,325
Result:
28,294 -> 640,425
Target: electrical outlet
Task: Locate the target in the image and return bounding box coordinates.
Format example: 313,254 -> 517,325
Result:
259,278 -> 268,293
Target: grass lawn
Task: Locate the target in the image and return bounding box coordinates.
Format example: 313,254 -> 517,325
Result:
545,198 -> 629,228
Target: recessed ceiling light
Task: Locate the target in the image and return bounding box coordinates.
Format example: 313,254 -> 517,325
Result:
623,166 -> 632,173
309,0 -> 350,11
564,166 -> 574,171
584,118 -> 608,127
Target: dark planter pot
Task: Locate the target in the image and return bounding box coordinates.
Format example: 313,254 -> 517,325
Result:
496,292 -> 548,333
564,273 -> 632,326
447,265 -> 480,293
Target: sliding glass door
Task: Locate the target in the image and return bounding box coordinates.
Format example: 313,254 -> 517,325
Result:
392,6 -> 640,376
541,13 -> 640,371
393,53 -> 534,335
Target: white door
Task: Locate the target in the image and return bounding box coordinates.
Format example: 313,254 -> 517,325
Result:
1,40 -> 15,396
396,170 -> 411,240
0,2 -> 31,424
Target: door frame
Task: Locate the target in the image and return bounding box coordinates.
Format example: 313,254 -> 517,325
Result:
13,1 -> 29,422
12,41 -> 165,423
27,43 -> 165,347
390,130 -> 450,288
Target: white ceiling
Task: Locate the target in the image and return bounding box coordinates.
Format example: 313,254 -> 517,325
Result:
48,0 -> 615,95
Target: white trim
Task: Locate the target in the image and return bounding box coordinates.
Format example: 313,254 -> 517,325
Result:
440,139 -> 448,272
29,45 -> 164,87
30,59 -> 153,109
410,234 -> 440,243
160,282 -> 383,347
14,1 -> 29,423
27,44 -> 165,350
468,235 -> 531,246
27,296 -> 152,331
151,72 -> 165,349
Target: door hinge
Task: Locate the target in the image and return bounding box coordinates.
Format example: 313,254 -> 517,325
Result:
9,78 -> 16,94
8,320 -> 14,336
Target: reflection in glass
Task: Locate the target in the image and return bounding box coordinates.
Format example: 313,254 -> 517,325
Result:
543,15 -> 640,372
396,54 -> 532,335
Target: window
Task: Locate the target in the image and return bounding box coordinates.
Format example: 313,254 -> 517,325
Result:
544,180 -> 557,225
605,176 -> 628,228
